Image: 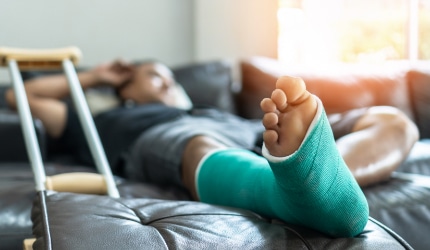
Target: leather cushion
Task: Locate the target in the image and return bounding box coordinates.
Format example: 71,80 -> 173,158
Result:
31,191 -> 411,250
173,60 -> 237,114
363,140 -> 430,249
407,70 -> 430,139
363,176 -> 430,250
0,163 -> 191,250
397,140 -> 430,175
239,57 -> 414,120
0,163 -> 96,250
0,110 -> 46,162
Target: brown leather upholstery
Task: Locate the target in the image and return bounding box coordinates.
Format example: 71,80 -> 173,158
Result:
407,69 -> 430,139
238,57 -> 415,119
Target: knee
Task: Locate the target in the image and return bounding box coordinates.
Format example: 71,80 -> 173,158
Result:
182,135 -> 227,175
185,136 -> 227,156
182,136 -> 227,199
354,106 -> 419,143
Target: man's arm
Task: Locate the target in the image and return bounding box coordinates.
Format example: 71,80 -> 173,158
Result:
5,60 -> 133,138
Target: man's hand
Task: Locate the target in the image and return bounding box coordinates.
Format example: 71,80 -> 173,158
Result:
91,60 -> 134,88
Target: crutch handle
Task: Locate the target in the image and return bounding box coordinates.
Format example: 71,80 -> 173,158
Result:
45,172 -> 108,195
0,46 -> 82,70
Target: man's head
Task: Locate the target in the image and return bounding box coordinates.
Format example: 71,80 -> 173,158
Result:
117,61 -> 179,106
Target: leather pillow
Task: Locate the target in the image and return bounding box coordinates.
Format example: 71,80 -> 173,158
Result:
173,60 -> 236,114
238,57 -> 414,120
408,70 -> 430,139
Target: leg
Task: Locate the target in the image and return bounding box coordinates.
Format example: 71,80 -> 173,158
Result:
182,135 -> 227,199
181,75 -> 316,199
182,76 -> 368,237
335,107 -> 419,187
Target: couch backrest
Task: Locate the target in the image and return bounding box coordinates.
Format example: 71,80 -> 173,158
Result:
238,57 -> 415,118
238,56 -> 430,139
173,60 -> 237,114
407,69 -> 430,139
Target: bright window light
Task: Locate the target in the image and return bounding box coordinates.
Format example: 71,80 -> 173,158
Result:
278,0 -> 430,65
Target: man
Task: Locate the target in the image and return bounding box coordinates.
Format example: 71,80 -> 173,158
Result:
4,60 -> 416,237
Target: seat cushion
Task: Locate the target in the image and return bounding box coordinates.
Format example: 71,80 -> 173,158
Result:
363,175 -> 430,250
31,191 -> 411,250
0,163 -> 190,250
397,140 -> 430,175
362,140 -> 430,249
0,163 -> 97,250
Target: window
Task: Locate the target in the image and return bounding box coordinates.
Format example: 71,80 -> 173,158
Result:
278,0 -> 430,65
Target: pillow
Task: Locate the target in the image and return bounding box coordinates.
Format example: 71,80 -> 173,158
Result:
85,83 -> 193,116
408,70 -> 430,139
239,56 -> 414,120
172,60 -> 236,113
172,83 -> 193,110
85,88 -> 121,116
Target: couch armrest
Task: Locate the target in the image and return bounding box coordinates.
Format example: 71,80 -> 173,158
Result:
0,109 -> 46,162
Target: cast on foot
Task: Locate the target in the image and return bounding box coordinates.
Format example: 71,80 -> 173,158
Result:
258,76 -> 369,237
197,75 -> 369,237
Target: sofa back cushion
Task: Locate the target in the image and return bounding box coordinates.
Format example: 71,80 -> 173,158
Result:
173,60 -> 237,114
408,69 -> 430,139
238,57 -> 414,120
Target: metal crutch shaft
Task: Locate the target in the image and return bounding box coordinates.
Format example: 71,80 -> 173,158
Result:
62,60 -> 119,198
7,60 -> 46,191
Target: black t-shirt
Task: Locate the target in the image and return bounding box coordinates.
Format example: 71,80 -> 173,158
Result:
49,103 -> 186,173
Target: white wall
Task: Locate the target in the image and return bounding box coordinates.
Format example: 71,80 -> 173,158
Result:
194,0 -> 278,62
0,0 -> 278,83
0,0 -> 194,83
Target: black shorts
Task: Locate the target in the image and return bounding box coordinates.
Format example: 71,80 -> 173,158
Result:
123,110 -> 264,187
328,108 -> 369,140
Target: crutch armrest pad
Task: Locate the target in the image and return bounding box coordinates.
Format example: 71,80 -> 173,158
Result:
0,46 -> 82,70
45,172 -> 108,195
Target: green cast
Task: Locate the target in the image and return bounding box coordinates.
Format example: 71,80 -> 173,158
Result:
196,108 -> 369,237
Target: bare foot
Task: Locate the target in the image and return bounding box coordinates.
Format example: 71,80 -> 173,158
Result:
260,76 -> 318,157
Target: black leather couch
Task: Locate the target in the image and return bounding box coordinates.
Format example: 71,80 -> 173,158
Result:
1,59 -> 429,249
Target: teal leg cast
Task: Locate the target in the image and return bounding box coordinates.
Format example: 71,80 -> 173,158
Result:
196,108 -> 369,238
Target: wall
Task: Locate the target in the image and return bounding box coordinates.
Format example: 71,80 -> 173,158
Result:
194,0 -> 278,89
0,0 -> 278,83
0,0 -> 194,83
194,0 -> 278,62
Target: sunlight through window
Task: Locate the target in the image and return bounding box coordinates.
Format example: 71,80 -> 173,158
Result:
278,0 -> 430,65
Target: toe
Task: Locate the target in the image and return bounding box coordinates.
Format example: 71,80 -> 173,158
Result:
271,89 -> 287,111
263,130 -> 279,146
275,76 -> 307,105
262,112 -> 279,129
260,98 -> 277,113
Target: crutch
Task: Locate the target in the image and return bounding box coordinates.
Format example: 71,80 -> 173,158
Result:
0,47 -> 120,198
